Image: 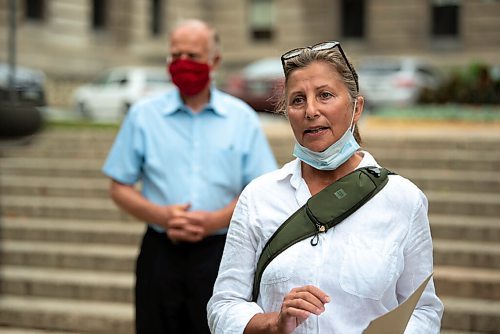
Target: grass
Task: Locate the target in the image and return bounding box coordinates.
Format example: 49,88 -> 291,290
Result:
45,119 -> 120,130
43,104 -> 500,130
371,104 -> 500,122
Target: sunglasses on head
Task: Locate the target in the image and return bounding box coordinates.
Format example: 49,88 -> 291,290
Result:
280,41 -> 359,92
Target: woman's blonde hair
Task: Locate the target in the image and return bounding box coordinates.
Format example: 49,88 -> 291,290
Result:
275,47 -> 362,144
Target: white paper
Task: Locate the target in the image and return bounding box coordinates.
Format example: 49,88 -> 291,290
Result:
363,274 -> 433,334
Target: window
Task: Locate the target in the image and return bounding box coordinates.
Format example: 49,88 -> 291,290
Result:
249,0 -> 274,41
341,0 -> 365,39
431,0 -> 460,37
25,0 -> 45,21
92,0 -> 107,30
151,0 -> 163,36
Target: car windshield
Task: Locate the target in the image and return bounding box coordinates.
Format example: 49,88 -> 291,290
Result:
0,63 -> 45,85
145,73 -> 170,84
243,58 -> 283,79
91,72 -> 112,85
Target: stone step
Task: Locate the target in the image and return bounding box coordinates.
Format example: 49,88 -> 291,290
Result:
0,295 -> 133,334
426,191 -> 500,217
2,214 -> 498,246
0,266 -> 133,303
3,168 -> 499,198
1,195 -> 131,221
368,148 -> 499,161
374,153 -> 500,172
440,331 -> 492,334
0,292 -> 496,333
399,169 -> 500,194
267,134 -> 500,154
0,146 -> 110,159
1,175 -> 109,197
434,266 -> 500,300
0,327 -> 84,334
0,240 -> 137,272
28,129 -> 116,142
433,239 -> 500,269
2,189 -> 499,221
20,121 -> 500,150
0,157 -> 104,178
363,136 -> 500,151
1,237 -> 498,273
2,145 -> 499,180
430,215 -> 500,243
6,137 -> 500,160
1,156 -> 496,182
441,296 -> 500,333
0,217 -> 142,245
1,263 -> 496,304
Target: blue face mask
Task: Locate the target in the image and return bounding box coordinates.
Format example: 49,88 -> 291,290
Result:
293,101 -> 360,171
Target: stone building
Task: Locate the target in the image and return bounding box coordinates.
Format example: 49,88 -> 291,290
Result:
1,0 -> 499,107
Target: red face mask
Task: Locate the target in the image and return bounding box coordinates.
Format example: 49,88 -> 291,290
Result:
168,59 -> 210,96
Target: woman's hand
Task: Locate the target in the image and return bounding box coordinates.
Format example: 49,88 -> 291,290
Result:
244,285 -> 330,334
276,285 -> 330,333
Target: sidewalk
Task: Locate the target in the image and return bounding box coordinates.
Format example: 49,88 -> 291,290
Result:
260,112 -> 500,141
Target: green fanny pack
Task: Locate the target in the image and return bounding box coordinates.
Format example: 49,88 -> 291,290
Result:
252,166 -> 393,302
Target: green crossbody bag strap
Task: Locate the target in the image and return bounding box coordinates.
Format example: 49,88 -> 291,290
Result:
252,166 -> 393,302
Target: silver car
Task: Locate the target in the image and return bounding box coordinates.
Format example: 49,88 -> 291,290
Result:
0,63 -> 47,107
357,57 -> 442,109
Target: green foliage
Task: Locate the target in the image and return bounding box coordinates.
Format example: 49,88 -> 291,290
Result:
420,62 -> 500,105
46,120 -> 119,130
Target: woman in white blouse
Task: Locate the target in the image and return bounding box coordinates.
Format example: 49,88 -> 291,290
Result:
207,41 -> 443,334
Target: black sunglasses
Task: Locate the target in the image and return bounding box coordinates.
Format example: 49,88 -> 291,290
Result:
280,41 -> 359,92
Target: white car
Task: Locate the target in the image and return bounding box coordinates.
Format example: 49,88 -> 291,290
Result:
357,57 -> 443,109
72,66 -> 173,121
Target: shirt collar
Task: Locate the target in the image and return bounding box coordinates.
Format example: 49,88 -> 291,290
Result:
276,158 -> 303,190
162,86 -> 228,117
276,150 -> 380,190
356,150 -> 379,168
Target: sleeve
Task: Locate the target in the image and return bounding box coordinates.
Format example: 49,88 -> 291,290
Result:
241,115 -> 278,187
207,190 -> 265,334
398,193 -> 444,334
101,107 -> 145,185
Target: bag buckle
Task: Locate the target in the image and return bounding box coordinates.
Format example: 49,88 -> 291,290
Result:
367,166 -> 381,177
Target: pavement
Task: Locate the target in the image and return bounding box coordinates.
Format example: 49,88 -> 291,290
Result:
41,104 -> 500,142
259,111 -> 500,140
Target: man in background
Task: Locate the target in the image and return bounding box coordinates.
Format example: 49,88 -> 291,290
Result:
102,19 -> 277,333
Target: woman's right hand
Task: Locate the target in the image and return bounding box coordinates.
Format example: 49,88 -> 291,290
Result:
244,285 -> 330,334
276,285 -> 330,333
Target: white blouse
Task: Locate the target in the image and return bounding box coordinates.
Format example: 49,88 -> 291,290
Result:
207,151 -> 443,334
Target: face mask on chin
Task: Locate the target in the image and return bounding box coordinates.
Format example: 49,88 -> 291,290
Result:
168,59 -> 211,96
293,101 -> 360,171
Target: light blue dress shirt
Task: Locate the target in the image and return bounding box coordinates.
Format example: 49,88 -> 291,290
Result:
102,87 -> 277,233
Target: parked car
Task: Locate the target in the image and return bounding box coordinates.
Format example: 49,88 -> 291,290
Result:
72,66 -> 173,121
0,63 -> 47,107
223,57 -> 284,112
357,57 -> 443,108
0,63 -> 46,140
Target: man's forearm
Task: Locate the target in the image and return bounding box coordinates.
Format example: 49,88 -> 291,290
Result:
109,180 -> 169,227
209,197 -> 239,230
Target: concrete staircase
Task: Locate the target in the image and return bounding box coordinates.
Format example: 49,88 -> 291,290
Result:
0,119 -> 499,333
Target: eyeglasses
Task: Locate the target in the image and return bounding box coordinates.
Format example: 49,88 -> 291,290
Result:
280,41 -> 359,92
